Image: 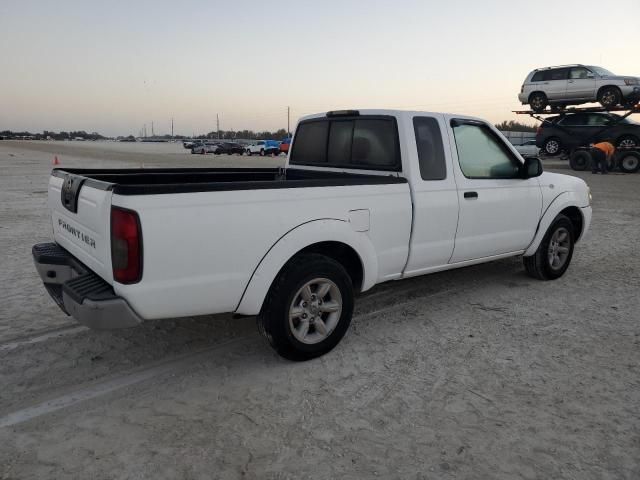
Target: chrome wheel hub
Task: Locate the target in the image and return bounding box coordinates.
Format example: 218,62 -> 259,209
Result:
548,227 -> 570,270
289,278 -> 342,345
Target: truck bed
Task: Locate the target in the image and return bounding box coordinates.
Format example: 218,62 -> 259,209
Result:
52,167 -> 406,195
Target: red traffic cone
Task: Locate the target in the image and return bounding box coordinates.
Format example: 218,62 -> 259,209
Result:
53,155 -> 60,166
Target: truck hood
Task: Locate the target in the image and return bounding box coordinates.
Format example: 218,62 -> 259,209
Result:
539,171 -> 591,208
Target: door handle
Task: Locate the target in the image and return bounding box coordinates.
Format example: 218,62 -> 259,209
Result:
464,191 -> 478,199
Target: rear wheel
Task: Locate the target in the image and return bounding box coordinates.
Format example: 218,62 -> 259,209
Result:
598,86 -> 622,109
543,137 -> 562,156
618,152 -> 640,173
260,149 -> 265,156
529,92 -> 548,112
569,150 -> 590,171
524,214 -> 575,280
257,253 -> 354,361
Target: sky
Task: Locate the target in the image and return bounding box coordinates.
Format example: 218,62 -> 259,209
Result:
1,0 -> 639,137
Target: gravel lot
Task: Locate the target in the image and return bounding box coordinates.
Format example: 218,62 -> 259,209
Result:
1,141 -> 639,479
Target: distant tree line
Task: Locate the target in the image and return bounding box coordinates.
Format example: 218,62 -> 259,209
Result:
494,120 -> 537,132
0,127 -> 292,141
196,128 -> 290,140
0,130 -> 107,140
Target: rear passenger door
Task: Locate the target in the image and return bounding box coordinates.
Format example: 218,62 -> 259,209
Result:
403,115 -> 460,275
544,68 -> 570,100
446,118 -> 542,263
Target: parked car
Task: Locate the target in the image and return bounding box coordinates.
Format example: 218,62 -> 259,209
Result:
536,112 -> 640,155
191,141 -> 220,154
212,142 -> 245,155
34,109 -> 591,361
513,139 -> 540,157
519,64 -> 640,112
279,137 -> 292,155
246,140 -> 280,156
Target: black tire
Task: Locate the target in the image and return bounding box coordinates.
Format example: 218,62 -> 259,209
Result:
529,92 -> 548,113
598,86 -> 622,109
524,214 -> 575,281
569,150 -> 590,171
616,135 -> 639,149
247,149 -> 252,156
190,149 -> 195,154
618,151 -> 640,173
257,253 -> 354,361
259,149 -> 265,156
543,137 -> 562,156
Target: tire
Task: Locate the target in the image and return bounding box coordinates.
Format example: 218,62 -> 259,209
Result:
247,149 -> 252,156
543,137 -> 562,156
523,214 -> 575,281
529,92 -> 548,113
616,135 -> 639,149
569,150 -> 590,171
598,86 -> 622,109
191,149 -> 195,155
201,149 -> 206,155
257,253 -> 354,361
259,149 -> 265,156
618,151 -> 640,173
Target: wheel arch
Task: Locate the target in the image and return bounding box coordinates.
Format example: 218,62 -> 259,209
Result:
597,84 -> 622,99
235,219 -> 378,316
524,193 -> 588,256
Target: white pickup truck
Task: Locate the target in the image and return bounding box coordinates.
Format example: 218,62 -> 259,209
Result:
34,109 -> 592,360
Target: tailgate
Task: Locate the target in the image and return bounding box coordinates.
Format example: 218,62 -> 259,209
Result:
49,172 -> 114,283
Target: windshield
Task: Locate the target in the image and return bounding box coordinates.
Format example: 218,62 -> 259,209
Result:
590,66 -> 615,77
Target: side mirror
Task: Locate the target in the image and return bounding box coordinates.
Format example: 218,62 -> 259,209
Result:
522,157 -> 543,178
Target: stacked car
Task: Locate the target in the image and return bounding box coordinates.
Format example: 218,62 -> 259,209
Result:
519,64 -> 640,113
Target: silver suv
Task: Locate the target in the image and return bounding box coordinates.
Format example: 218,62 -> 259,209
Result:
519,64 -> 640,112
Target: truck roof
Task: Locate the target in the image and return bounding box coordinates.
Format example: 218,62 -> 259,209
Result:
298,109 -> 483,124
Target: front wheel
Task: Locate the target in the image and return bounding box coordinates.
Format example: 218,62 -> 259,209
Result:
246,149 -> 252,156
257,253 -> 354,361
524,214 -> 575,280
598,87 -> 622,109
259,149 -> 265,156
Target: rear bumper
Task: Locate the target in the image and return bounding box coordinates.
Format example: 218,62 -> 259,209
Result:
33,242 -> 143,329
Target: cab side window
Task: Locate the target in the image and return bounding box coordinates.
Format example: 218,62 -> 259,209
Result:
451,122 -> 520,179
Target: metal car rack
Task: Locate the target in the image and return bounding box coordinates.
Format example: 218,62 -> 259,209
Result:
513,103 -> 640,173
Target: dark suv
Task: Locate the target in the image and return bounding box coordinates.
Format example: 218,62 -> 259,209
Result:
213,142 -> 245,155
536,112 -> 640,155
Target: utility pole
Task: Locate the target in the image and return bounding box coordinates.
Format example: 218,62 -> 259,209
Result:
151,121 -> 154,137
171,118 -> 174,139
216,114 -> 220,139
287,106 -> 290,136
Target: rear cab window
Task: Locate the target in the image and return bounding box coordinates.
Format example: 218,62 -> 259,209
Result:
290,115 -> 401,171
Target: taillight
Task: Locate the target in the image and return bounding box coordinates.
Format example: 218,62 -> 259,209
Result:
521,84 -> 524,93
536,126 -> 542,135
111,207 -> 142,284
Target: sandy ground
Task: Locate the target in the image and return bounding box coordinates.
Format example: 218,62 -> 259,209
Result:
0,140 -> 639,479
